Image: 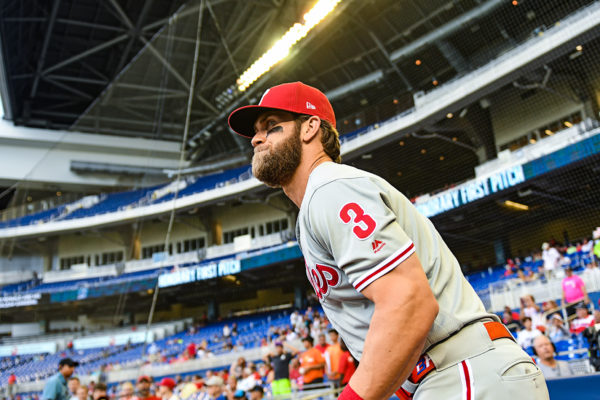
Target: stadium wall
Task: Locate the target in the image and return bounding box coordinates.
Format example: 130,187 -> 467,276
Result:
490,82 -> 587,148
0,121 -> 182,189
506,212 -> 600,255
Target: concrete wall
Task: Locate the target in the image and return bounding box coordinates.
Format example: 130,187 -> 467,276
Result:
490,82 -> 585,148
0,121 -> 182,190
53,203 -> 290,263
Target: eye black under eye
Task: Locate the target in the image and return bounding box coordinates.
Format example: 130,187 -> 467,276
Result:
267,125 -> 283,135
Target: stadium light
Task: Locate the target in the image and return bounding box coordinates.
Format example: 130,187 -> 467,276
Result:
504,200 -> 529,211
236,0 -> 342,92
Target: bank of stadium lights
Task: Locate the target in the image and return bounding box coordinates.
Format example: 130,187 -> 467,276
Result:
236,0 -> 342,92
564,121 -> 573,128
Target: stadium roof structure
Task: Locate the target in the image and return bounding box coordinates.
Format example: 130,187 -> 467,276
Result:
0,0 -> 597,195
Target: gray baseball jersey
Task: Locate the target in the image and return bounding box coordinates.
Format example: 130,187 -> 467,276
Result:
295,162 -> 499,361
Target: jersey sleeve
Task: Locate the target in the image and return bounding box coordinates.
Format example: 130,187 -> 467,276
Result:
307,178 -> 415,292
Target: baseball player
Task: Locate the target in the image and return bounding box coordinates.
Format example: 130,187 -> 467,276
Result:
228,82 -> 549,400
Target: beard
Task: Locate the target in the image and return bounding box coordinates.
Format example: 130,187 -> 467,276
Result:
252,127 -> 302,188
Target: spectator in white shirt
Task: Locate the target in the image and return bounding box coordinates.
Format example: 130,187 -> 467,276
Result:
237,368 -> 258,392
542,242 -> 562,280
517,317 -> 543,349
520,294 -> 545,331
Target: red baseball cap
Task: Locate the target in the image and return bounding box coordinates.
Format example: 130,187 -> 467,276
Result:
158,377 -> 177,390
228,82 -> 336,138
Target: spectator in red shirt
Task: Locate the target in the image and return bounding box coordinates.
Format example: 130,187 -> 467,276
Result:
288,358 -> 302,389
186,342 -> 197,359
336,340 -> 356,387
570,305 -> 595,334
313,333 -> 329,354
8,373 -> 17,399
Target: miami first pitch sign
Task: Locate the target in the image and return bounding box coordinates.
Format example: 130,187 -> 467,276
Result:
415,165 -> 526,218
158,259 -> 241,288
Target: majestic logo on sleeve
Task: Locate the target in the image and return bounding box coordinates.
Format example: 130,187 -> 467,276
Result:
371,239 -> 386,253
305,261 -> 341,300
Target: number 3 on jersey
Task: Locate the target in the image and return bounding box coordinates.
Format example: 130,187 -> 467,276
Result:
339,202 -> 377,240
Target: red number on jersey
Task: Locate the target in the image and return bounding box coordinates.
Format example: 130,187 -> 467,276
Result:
339,202 -> 377,240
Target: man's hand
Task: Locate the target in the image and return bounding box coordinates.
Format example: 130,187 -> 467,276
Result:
347,253 -> 439,400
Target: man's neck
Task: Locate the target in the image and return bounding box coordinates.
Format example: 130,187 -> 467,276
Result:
282,155 -> 331,208
540,358 -> 557,368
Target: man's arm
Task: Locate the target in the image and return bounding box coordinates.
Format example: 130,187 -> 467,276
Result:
347,253 -> 438,400
581,283 -> 590,304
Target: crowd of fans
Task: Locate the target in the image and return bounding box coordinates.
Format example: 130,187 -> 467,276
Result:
5,229 -> 600,399
502,289 -> 599,379
21,308 -> 356,400
502,227 -> 600,285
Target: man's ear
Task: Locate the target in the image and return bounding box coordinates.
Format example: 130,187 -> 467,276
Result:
301,116 -> 321,143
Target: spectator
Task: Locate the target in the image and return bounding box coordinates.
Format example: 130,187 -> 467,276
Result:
562,266 -> 590,315
542,242 -> 561,280
67,377 -> 80,400
336,339 -> 356,387
502,310 -> 522,334
186,342 -> 197,359
92,383 -> 107,400
97,365 -> 107,385
42,358 -> 79,400
75,387 -> 89,400
288,358 -> 302,390
237,368 -> 258,392
517,317 -> 543,349
519,295 -> 545,331
325,329 -> 342,386
502,306 -> 520,324
299,336 -> 325,386
546,314 -> 570,343
570,305 -> 595,335
248,386 -> 263,400
225,376 -> 238,394
313,333 -> 328,354
533,335 -> 575,378
157,378 -> 178,400
266,342 -> 294,396
229,358 -> 246,380
119,382 -> 135,400
223,324 -> 231,338
8,373 -> 17,400
595,309 -> 600,324
134,376 -> 160,400
203,377 -> 226,400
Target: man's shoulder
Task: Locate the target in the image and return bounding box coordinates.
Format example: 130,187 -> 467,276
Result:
306,163 -> 381,198
45,373 -> 61,385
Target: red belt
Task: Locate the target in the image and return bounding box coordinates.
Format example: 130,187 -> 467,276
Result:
395,321 -> 513,400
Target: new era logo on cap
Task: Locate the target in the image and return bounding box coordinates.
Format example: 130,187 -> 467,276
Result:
228,82 -> 336,138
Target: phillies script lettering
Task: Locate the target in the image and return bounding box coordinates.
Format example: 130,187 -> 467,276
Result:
305,262 -> 340,300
